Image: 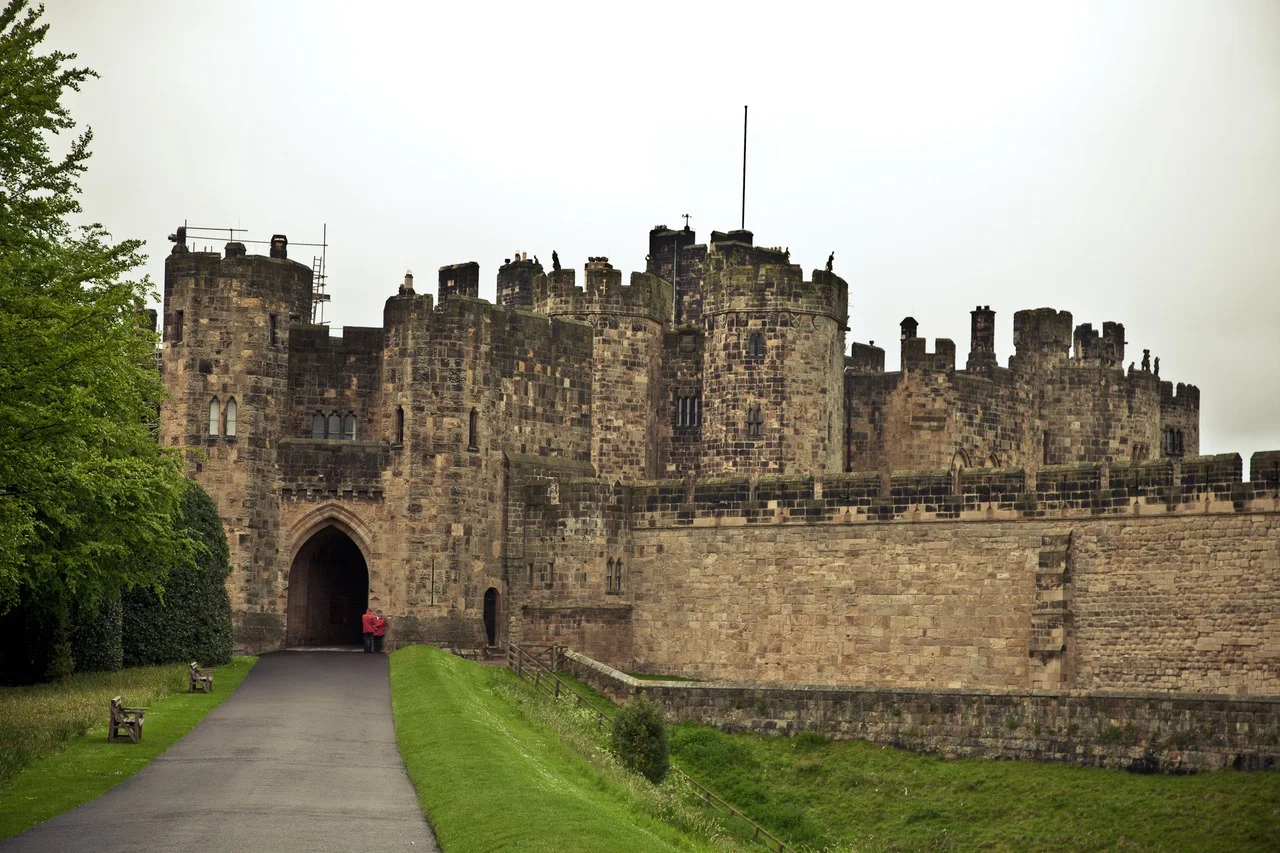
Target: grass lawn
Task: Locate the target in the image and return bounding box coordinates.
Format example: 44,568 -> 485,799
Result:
391,646 -> 746,853
0,656 -> 256,840
557,673 -> 1280,852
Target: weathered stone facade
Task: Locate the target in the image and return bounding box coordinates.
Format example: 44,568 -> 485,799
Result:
161,222 -> 1278,736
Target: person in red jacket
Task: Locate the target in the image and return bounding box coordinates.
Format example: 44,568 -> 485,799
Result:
361,608 -> 376,653
372,609 -> 387,653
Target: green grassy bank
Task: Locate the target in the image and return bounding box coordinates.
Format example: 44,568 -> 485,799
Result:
391,646 -> 745,852
555,673 -> 1279,852
669,723 -> 1280,852
0,656 -> 256,839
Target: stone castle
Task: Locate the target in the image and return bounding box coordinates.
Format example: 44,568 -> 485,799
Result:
160,223 -> 1278,703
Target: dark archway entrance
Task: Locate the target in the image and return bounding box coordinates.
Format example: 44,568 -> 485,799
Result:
286,526 -> 368,647
483,587 -> 499,647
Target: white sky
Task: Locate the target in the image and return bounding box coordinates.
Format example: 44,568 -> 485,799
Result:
46,0 -> 1280,472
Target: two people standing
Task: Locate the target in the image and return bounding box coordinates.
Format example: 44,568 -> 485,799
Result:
361,607 -> 386,653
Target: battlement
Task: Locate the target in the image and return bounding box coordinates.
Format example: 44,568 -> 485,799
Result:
1160,380 -> 1201,409
701,253 -> 848,322
1012,308 -> 1072,368
532,259 -> 673,325
289,324 -> 384,355
1072,321 -> 1126,368
848,341 -> 885,373
163,240 -> 314,337
902,337 -> 956,373
616,449 -> 1278,527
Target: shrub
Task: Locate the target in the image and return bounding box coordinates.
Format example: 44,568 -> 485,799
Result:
611,698 -> 670,783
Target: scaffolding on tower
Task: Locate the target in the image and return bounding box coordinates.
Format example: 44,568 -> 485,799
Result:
311,223 -> 331,326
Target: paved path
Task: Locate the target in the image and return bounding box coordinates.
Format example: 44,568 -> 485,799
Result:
2,651 -> 440,853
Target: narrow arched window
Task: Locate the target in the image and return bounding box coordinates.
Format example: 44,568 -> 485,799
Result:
747,405 -> 763,438
311,412 -> 325,439
225,397 -> 238,437
747,333 -> 765,359
395,406 -> 405,444
606,559 -> 615,593
468,408 -> 479,450
614,560 -> 624,593
328,412 -> 341,439
1176,429 -> 1184,455
343,413 -> 356,441
208,398 -> 220,436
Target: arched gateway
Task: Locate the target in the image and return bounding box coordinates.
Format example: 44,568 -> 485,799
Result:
286,525 -> 369,647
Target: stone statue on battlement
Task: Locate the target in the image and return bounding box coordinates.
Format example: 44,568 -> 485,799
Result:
826,252 -> 834,272
552,250 -> 561,272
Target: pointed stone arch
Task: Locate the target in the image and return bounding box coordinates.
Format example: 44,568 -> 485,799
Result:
284,503 -> 377,648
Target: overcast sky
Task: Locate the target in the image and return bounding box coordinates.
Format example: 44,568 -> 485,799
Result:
46,0 -> 1280,472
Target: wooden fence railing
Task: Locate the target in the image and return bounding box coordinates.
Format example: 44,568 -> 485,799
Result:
505,642 -> 793,853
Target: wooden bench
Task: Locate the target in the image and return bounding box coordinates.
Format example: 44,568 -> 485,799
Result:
188,661 -> 214,694
108,696 -> 147,743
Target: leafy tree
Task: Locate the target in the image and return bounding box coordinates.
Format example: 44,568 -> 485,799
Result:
0,0 -> 190,614
611,698 -> 670,783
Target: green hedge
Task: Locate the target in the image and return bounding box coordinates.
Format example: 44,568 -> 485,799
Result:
71,596 -> 123,673
122,482 -> 233,667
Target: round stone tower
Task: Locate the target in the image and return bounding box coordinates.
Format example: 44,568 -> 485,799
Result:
699,234 -> 848,476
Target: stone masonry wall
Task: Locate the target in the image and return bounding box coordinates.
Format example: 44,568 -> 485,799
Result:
564,652 -> 1279,773
630,519 -> 1042,688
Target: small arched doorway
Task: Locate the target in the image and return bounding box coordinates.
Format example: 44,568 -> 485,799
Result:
286,525 -> 369,647
483,587 -> 499,647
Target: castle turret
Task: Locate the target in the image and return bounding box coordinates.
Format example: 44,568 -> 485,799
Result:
161,232 -> 312,648
699,241 -> 848,476
533,257 -> 673,481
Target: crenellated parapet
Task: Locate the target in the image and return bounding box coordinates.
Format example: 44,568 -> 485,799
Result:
1160,381 -> 1200,410
617,450 -> 1279,527
1072,321 -> 1126,368
848,341 -> 885,373
532,258 -> 674,326
701,258 -> 848,325
1011,308 -> 1073,372
902,336 -> 956,373
163,240 -> 313,333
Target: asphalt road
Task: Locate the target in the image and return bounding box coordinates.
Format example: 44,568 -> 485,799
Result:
2,651 -> 440,853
